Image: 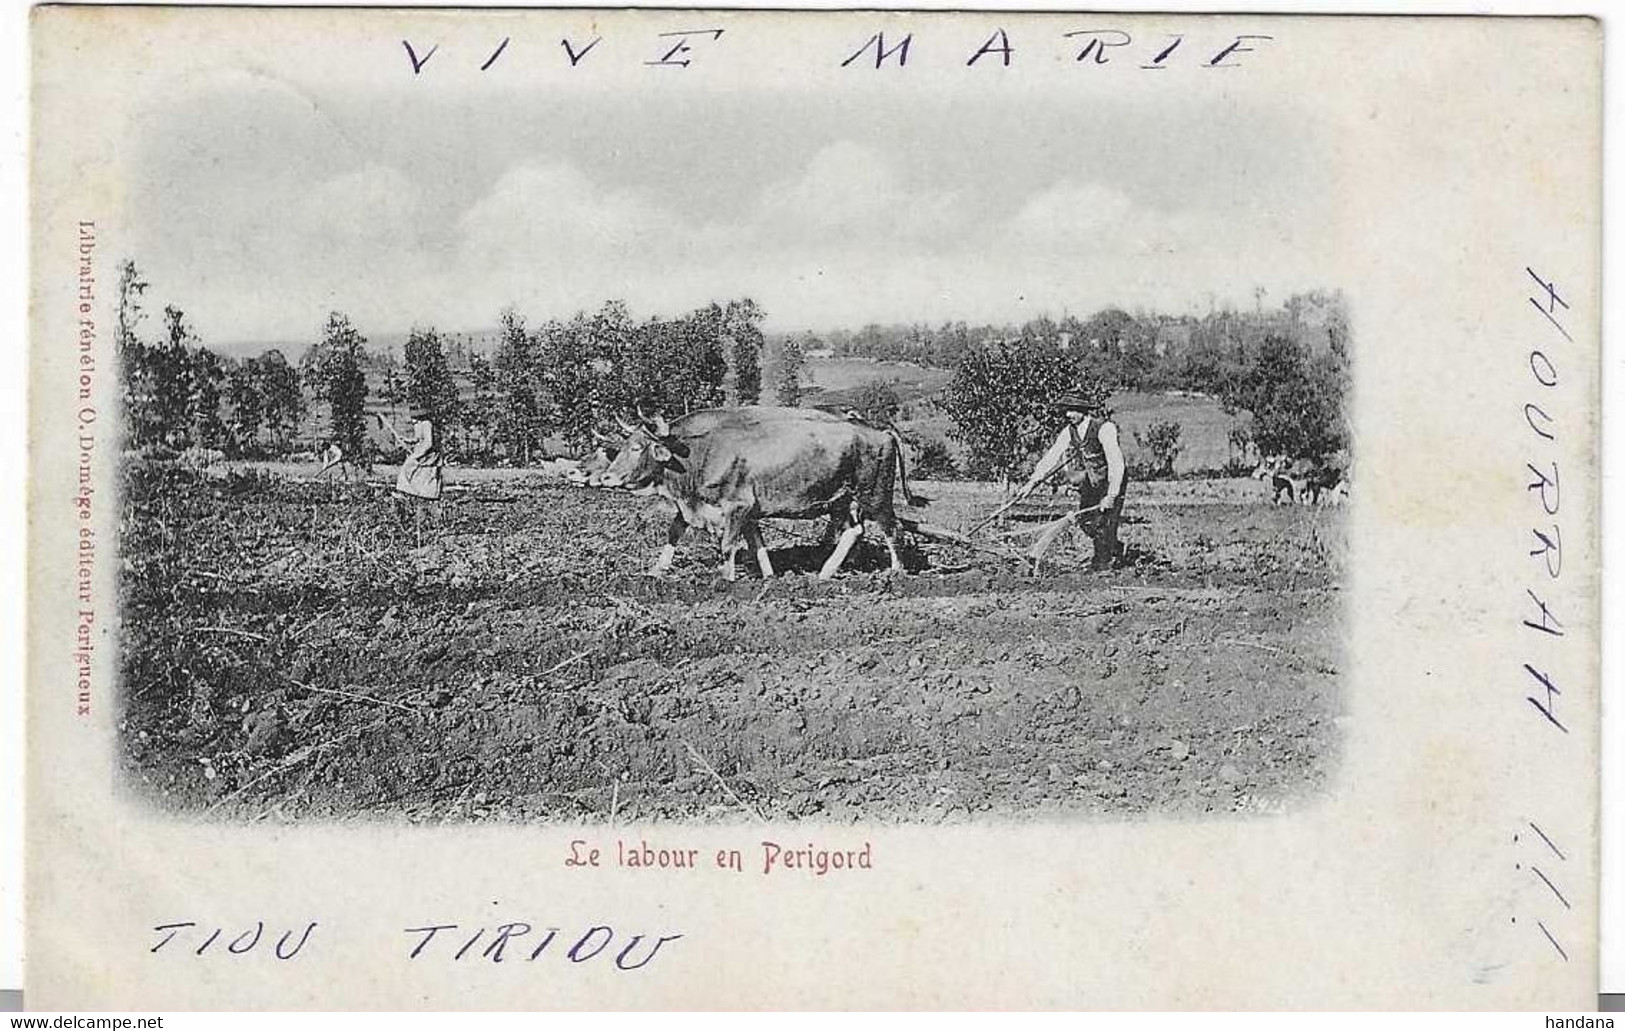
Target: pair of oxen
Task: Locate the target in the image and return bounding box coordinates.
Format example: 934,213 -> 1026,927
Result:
586,405 -> 922,581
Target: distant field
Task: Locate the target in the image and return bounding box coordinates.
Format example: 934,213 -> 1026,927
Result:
788,359 -> 1243,477
1108,391 -> 1243,474
899,393 -> 1240,479
798,357 -> 950,401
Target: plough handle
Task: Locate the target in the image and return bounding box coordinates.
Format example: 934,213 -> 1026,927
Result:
967,465 -> 1075,535
967,495 -> 1025,535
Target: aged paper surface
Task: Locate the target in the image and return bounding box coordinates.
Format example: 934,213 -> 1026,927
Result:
27,8 -> 1601,1009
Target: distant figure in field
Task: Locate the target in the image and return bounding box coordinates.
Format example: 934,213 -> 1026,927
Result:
1017,392 -> 1128,571
377,407 -> 444,540
316,440 -> 364,482
317,442 -> 344,474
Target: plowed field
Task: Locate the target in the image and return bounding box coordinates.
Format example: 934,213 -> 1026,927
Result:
118,465 -> 1346,822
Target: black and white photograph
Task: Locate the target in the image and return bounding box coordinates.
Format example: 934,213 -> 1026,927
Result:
108,16 -> 1351,824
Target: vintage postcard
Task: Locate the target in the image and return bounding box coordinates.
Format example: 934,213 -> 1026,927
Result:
27,7 -> 1602,1010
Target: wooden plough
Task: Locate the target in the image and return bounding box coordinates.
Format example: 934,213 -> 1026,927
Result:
898,459 -> 1106,572
900,500 -> 1104,573
896,516 -> 1028,564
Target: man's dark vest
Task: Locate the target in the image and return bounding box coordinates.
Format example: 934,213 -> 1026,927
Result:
1066,418 -> 1110,483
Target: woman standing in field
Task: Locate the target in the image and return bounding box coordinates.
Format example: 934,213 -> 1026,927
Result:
377,405 -> 444,542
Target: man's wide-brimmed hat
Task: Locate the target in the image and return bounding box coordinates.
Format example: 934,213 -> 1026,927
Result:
1053,393 -> 1103,413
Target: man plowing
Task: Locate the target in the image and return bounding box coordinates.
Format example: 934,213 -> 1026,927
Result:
1012,391 -> 1129,572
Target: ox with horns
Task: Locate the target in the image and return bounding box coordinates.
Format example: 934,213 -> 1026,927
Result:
593,405 -> 924,580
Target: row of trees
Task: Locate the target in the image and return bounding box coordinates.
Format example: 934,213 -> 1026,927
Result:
311,296 -> 766,463
779,290 -> 1348,395
115,256 -> 1347,482
115,260 -> 770,464
937,323 -> 1349,482
466,298 -> 765,465
117,262 -> 306,454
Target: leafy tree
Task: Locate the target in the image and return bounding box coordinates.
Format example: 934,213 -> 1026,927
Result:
379,350 -> 406,420
114,302 -> 229,451
940,339 -> 1087,483
586,300 -> 639,431
1078,308 -> 1137,356
493,308 -> 543,464
306,312 -> 370,462
1284,288 -> 1351,358
1075,307 -> 1156,387
911,436 -> 959,480
534,301 -> 636,449
1177,329 -> 1243,398
537,316 -> 599,449
1227,420 -> 1257,469
225,358 -> 265,455
855,323 -> 886,360
465,352 -> 496,463
115,260 -> 161,446
641,311 -> 726,415
115,260 -> 149,355
932,321 -> 975,369
611,303 -> 728,421
1133,419 -> 1184,478
257,349 -> 304,451
851,379 -> 901,425
775,336 -> 807,406
186,345 -> 227,450
113,262 -> 312,456
146,306 -> 198,447
1225,333 -> 1346,459
724,299 -> 765,405
404,326 -> 460,429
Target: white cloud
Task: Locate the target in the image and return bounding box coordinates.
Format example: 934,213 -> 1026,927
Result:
423,148 -> 1331,331
457,163 -> 666,261
750,141 -> 966,249
134,114 -> 1335,342
306,165 -> 425,250
1007,179 -> 1137,243
447,161 -> 740,321
126,78 -> 1341,344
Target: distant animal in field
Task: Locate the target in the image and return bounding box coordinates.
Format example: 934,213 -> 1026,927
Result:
1252,455 -> 1321,505
557,445 -> 618,486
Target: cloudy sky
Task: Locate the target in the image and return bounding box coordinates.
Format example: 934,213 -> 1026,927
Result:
127,72 -> 1337,347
